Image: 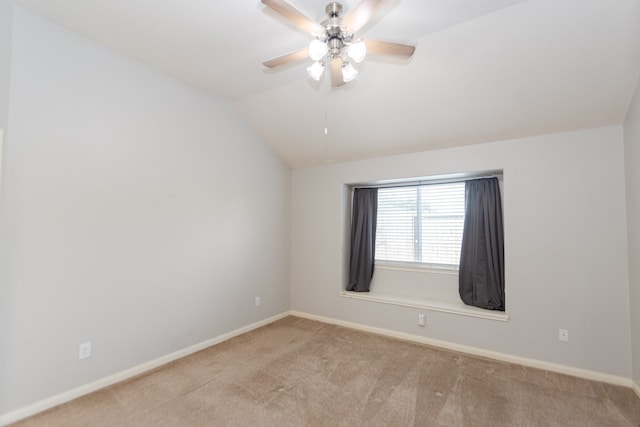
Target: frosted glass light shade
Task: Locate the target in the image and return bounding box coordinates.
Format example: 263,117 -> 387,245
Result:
309,39 -> 329,61
341,62 -> 358,82
307,61 -> 325,81
347,41 -> 366,63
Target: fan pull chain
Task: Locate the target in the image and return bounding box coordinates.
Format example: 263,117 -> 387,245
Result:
324,61 -> 329,135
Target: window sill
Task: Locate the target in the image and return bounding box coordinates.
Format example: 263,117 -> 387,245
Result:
375,263 -> 459,275
339,291 -> 509,322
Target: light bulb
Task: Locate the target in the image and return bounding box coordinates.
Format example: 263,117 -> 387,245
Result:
308,39 -> 328,61
347,41 -> 366,63
307,61 -> 325,81
341,62 -> 358,82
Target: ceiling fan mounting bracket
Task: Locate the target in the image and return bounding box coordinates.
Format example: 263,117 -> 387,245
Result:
325,2 -> 343,18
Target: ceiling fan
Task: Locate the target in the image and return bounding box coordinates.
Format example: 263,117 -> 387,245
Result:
261,0 -> 416,86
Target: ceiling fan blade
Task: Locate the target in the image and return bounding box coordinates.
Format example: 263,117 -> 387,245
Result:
364,39 -> 415,58
342,0 -> 393,34
261,0 -> 325,35
329,58 -> 345,87
262,48 -> 309,68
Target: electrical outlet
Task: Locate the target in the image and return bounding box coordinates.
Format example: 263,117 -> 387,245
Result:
255,296 -> 261,306
559,329 -> 569,342
79,342 -> 92,360
418,313 -> 426,327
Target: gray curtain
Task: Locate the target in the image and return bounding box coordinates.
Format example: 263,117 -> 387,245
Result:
459,178 -> 505,310
347,188 -> 378,292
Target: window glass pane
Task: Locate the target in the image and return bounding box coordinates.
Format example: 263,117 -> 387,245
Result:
376,187 -> 416,262
420,183 -> 465,266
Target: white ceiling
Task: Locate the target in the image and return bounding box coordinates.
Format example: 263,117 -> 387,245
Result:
11,0 -> 640,168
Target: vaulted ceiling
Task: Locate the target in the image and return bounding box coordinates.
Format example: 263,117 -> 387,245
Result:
11,0 -> 640,167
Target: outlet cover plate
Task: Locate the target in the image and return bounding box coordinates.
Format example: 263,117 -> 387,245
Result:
79,341 -> 92,360
559,329 -> 569,342
418,313 -> 426,327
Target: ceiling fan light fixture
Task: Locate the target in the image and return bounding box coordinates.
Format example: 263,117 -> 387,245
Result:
307,61 -> 325,81
261,0 -> 416,87
341,61 -> 358,82
309,39 -> 329,61
347,40 -> 366,63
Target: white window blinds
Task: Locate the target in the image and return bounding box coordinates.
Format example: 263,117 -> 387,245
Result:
375,182 -> 465,269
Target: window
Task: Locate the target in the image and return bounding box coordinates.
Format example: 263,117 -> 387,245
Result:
375,182 -> 465,270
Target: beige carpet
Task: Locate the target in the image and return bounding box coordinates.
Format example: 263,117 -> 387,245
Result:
11,316 -> 640,426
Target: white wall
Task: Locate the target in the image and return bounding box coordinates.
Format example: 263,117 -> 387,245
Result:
0,0 -> 12,129
0,8 -> 290,415
624,78 -> 640,388
291,126 -> 632,378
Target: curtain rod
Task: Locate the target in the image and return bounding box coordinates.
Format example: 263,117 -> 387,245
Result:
351,171 -> 503,190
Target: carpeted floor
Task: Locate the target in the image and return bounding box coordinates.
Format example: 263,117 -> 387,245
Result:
11,316 -> 640,426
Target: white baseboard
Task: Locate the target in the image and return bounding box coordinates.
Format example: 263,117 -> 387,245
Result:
0,312 -> 290,427
289,310 -> 634,389
633,380 -> 640,399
